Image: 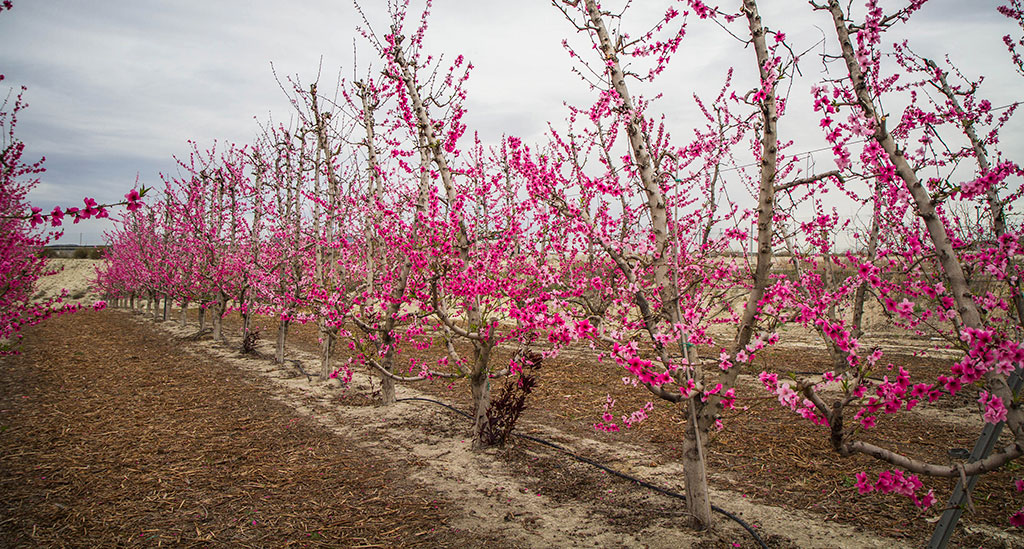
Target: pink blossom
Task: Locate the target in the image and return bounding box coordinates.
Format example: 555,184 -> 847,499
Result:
1012,508 -> 1024,527
855,472 -> 873,494
29,206 -> 43,228
979,391 -> 1008,424
895,298 -> 915,320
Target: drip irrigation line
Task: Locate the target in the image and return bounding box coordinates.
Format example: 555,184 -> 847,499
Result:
288,359 -> 314,382
395,396 -> 769,549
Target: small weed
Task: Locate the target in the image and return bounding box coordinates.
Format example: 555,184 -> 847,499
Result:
242,328 -> 261,355
481,350 -> 542,447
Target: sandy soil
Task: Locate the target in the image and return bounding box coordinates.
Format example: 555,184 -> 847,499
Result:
31,258 -> 104,304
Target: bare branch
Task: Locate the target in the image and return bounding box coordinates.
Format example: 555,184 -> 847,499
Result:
774,170 -> 842,193
366,357 -> 461,382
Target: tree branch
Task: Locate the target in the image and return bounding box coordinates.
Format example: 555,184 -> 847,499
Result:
774,170 -> 842,193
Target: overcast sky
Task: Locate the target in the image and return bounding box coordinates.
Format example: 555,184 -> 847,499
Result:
1,0 -> 1020,245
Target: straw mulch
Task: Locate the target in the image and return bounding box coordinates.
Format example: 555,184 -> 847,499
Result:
0,310 -> 500,548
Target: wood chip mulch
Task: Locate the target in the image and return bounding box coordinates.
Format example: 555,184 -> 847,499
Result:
0,310 -> 502,548
120,307 -> 1024,547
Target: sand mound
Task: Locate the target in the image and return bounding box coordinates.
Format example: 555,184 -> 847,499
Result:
31,258 -> 104,304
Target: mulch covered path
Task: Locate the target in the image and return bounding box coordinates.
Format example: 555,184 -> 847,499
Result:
0,310 -> 499,548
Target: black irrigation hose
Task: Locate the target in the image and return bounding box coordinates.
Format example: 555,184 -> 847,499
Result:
396,396 -> 769,549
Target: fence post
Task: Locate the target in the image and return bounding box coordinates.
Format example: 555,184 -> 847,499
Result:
927,371 -> 1022,548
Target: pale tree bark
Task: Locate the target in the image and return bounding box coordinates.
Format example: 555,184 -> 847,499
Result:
349,125 -> 434,405
241,289 -> 251,343
850,182 -> 881,341
239,160 -> 263,353
390,37 -> 497,446
275,320 -> 289,364
822,179 -> 881,373
702,0 -> 785,527
179,300 -> 188,328
307,82 -> 342,382
579,0 -> 714,526
211,290 -> 227,341
269,129 -> 304,366
356,81 -> 396,405
816,0 -> 1024,471
923,57 -> 1024,325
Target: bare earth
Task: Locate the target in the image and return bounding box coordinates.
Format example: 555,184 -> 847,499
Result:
3,260 -> 1023,547
30,259 -> 104,304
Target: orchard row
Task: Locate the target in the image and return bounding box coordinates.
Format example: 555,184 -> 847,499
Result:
7,0 -> 1024,534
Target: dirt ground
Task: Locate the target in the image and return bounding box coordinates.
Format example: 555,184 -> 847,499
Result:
0,311 -> 505,548
4,303 -> 1024,548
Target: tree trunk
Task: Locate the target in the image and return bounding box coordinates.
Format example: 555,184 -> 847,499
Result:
469,343 -> 496,448
826,0 -> 1022,435
319,323 -> 335,380
470,371 -> 491,449
212,292 -> 227,341
241,311 -> 251,352
198,305 -> 206,331
275,319 -> 289,364
682,401 -> 713,529
579,0 -> 719,526
380,371 -> 396,406
179,300 -> 188,328
377,331 -> 400,405
212,309 -> 222,340
239,289 -> 251,352
377,332 -> 397,405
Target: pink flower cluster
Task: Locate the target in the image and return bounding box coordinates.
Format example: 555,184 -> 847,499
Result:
594,395 -> 621,432
937,328 -> 1024,404
758,372 -> 827,426
28,191 -> 145,229
978,390 -> 1009,424
959,161 -> 1020,199
854,470 -> 935,508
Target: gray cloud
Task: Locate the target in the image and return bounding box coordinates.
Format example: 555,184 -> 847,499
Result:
1,0 -> 1020,245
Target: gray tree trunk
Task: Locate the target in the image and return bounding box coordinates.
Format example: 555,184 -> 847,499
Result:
470,369 -> 491,449
682,401 -> 712,527
319,323 -> 335,380
212,292 -> 227,341
275,319 -> 289,364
